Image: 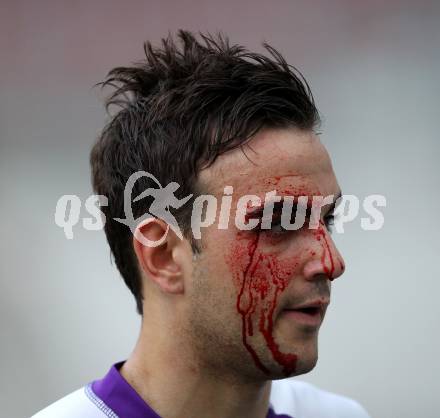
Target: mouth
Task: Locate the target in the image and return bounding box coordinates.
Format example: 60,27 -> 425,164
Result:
281,299 -> 329,328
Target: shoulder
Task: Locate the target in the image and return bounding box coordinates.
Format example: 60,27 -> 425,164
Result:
270,378 -> 371,418
31,384 -> 111,418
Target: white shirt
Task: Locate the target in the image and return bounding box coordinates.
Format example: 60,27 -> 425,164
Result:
32,363 -> 371,418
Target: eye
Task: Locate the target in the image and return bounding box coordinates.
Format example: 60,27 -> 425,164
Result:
264,215 -> 289,234
257,205 -> 298,236
250,207 -> 289,236
323,213 -> 335,234
249,200 -> 339,236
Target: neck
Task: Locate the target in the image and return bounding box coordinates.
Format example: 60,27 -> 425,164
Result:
120,318 -> 272,418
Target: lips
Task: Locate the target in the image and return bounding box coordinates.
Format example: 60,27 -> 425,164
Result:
282,299 -> 329,327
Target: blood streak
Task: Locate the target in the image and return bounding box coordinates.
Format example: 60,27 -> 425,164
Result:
228,230 -> 298,376
227,182 -> 338,376
234,231 -> 270,374
312,220 -> 336,280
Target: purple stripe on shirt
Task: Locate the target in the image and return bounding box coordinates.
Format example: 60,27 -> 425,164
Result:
90,362 -> 293,418
91,362 -> 161,418
267,407 -> 294,418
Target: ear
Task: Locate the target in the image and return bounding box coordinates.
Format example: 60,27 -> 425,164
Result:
132,218 -> 184,294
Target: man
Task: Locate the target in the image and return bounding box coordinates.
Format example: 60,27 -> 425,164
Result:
33,30 -> 370,418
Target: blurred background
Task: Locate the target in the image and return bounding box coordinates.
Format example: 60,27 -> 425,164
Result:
1,1 -> 439,417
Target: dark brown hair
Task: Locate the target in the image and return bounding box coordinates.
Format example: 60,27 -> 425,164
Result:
90,29 -> 320,314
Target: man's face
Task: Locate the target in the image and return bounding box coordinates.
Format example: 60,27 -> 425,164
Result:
181,127 -> 345,381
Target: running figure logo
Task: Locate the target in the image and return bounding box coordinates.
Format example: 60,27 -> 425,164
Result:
114,171 -> 193,247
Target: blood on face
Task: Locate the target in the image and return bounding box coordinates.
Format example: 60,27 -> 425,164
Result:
225,180 -> 338,376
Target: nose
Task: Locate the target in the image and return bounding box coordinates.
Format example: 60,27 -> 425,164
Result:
302,229 -> 345,282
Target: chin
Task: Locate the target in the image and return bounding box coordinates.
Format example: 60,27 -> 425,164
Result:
278,337 -> 319,378
258,340 -> 317,380
293,352 -> 318,376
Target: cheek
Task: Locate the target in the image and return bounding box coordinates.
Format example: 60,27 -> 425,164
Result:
226,231 -> 305,288
225,231 -> 304,376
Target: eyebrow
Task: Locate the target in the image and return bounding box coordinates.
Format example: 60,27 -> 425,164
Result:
246,191 -> 343,219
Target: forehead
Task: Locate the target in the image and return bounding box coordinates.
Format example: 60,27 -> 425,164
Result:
199,127 -> 340,198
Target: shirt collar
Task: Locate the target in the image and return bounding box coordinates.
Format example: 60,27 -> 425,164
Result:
92,361 -> 161,418
91,361 -> 292,418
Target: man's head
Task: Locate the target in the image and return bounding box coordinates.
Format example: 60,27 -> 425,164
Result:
90,30 -> 344,381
